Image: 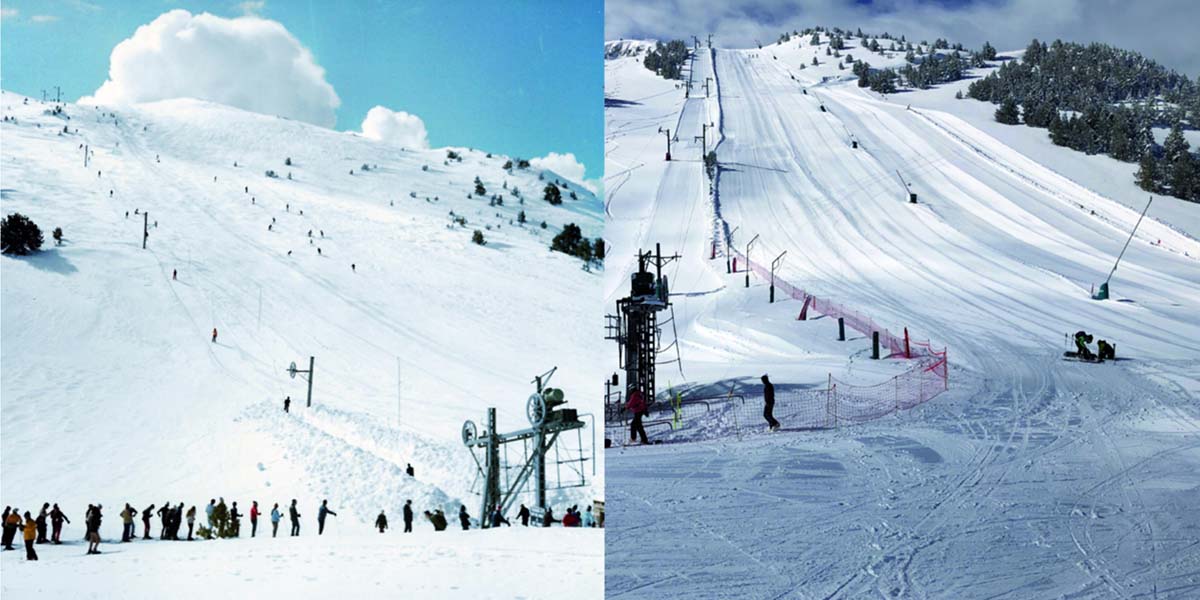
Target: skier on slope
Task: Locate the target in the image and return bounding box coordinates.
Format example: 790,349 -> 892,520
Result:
762,374 -> 781,431
1097,339 -> 1116,361
317,500 -> 337,535
141,504 -> 154,539
626,389 -> 649,444
403,500 -> 414,533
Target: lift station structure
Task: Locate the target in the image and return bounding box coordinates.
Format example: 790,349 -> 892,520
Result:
605,244 -> 683,415
461,367 -> 593,527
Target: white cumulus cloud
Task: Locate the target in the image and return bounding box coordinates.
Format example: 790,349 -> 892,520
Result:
530,152 -> 595,193
359,105 -> 429,149
81,10 -> 340,127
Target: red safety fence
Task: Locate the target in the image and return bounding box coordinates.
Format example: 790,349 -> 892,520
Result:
604,248 -> 950,446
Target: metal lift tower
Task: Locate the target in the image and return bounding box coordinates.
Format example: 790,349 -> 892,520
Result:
605,244 -> 682,413
461,367 -> 592,528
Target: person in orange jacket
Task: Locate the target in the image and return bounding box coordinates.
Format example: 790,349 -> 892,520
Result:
3,508 -> 21,550
23,511 -> 38,560
626,389 -> 649,444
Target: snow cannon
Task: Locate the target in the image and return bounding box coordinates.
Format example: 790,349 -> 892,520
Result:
1092,282 -> 1109,300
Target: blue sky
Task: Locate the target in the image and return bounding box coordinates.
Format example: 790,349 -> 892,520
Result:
1,0 -> 604,181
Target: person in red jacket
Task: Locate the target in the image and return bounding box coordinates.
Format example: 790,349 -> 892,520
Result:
626,389 -> 649,445
211,328 -> 218,343
249,501 -> 260,537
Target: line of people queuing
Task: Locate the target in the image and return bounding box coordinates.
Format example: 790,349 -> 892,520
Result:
5,498 -> 597,560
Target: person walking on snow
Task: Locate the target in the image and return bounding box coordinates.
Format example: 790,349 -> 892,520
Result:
212,328 -> 218,343
186,506 -> 196,540
270,503 -> 281,537
583,505 -> 595,528
36,503 -> 49,544
157,502 -> 171,539
317,500 -> 336,535
403,500 -> 413,533
284,396 -> 291,413
289,499 -> 300,536
229,502 -> 241,537
517,504 -> 530,527
49,504 -> 69,544
762,374 -> 780,431
120,504 -> 136,542
626,389 -> 649,444
22,512 -> 38,561
249,501 -> 259,537
3,508 -> 21,550
459,505 -> 471,530
375,511 -> 388,533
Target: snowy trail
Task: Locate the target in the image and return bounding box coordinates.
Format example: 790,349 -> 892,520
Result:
605,45 -> 1200,599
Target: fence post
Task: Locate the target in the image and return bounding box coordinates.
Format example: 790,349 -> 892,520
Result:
837,317 -> 845,341
871,332 -> 880,359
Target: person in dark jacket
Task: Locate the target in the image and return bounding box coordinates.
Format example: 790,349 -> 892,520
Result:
49,504 -> 69,544
289,499 -> 301,536
121,504 -> 137,542
186,506 -> 197,540
36,503 -> 50,543
142,504 -> 154,540
406,463 -> 415,477
283,396 -> 291,413
1074,331 -> 1095,359
459,505 -> 471,530
157,502 -> 171,539
86,504 -> 103,555
375,511 -> 388,533
762,374 -> 780,430
425,510 -> 447,531
517,504 -> 530,527
403,500 -> 413,533
229,502 -> 242,537
317,500 -> 336,535
542,507 -> 558,527
3,508 -> 20,550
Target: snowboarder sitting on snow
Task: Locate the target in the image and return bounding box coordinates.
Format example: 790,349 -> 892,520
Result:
375,511 -> 388,533
1074,331 -> 1095,359
1097,339 -> 1115,361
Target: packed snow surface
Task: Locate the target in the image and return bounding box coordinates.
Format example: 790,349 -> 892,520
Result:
605,35 -> 1200,599
1,90 -> 603,596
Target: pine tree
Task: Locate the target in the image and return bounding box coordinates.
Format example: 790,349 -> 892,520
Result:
994,99 -> 1020,125
543,183 -> 563,206
981,41 -> 997,61
1135,152 -> 1161,192
474,176 -> 486,196
1,212 -> 43,255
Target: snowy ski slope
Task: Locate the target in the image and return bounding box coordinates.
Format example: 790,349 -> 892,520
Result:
1,91 -> 602,596
605,35 -> 1200,599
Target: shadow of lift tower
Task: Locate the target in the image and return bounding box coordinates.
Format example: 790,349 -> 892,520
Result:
605,244 -> 684,420
461,367 -> 593,528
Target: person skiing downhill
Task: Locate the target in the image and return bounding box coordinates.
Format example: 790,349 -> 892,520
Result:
762,374 -> 780,431
317,500 -> 337,535
626,389 -> 649,444
403,500 -> 413,533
